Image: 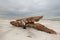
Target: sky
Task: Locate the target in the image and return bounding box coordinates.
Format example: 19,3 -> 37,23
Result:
0,0 -> 60,19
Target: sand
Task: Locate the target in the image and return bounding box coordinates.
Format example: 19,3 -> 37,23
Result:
0,20 -> 60,40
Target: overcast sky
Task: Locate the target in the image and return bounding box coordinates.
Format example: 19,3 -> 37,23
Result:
0,0 -> 60,19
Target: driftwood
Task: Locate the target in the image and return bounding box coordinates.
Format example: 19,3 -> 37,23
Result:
26,23 -> 57,34
10,16 -> 57,34
16,16 -> 43,22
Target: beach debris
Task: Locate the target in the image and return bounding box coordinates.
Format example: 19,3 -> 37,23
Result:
10,16 -> 57,34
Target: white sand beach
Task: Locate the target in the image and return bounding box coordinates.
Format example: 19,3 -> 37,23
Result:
0,20 -> 60,40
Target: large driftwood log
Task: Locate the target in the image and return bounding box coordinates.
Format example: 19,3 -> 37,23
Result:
10,16 -> 57,34
10,21 -> 57,34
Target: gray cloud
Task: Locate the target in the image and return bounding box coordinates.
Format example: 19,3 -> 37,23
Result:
0,0 -> 60,19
